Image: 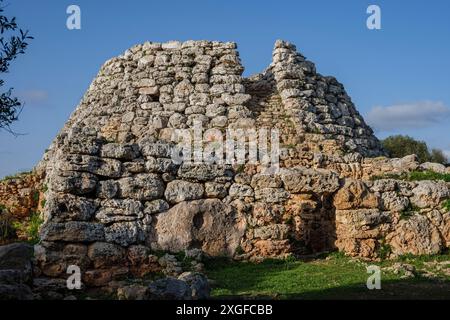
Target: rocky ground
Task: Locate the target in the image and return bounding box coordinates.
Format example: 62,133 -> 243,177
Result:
0,242 -> 210,300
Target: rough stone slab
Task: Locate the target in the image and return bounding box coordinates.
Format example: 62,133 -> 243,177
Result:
40,222 -> 105,242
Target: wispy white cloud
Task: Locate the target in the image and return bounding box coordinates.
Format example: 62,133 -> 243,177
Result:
366,101 -> 450,131
18,89 -> 49,105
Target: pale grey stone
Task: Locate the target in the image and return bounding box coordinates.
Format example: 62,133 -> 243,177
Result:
411,181 -> 449,208
51,172 -> 98,195
105,221 -> 144,247
144,199 -> 170,215
46,193 -> 98,222
254,188 -> 289,203
153,199 -> 246,256
101,143 -> 140,160
165,180 -> 204,204
280,168 -> 340,194
229,184 -> 254,199
118,173 -> 165,201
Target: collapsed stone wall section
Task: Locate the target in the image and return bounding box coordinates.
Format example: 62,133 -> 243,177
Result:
335,176 -> 450,258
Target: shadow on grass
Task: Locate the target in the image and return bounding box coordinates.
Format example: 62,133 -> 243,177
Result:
204,257 -> 450,300
280,279 -> 450,300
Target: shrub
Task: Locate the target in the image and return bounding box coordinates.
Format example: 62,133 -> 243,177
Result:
33,190 -> 40,203
378,242 -> 392,260
12,212 -> 43,244
234,245 -> 244,255
382,135 -> 430,163
400,203 -> 421,220
400,211 -> 414,221
27,212 -> 43,243
442,199 -> 450,212
382,135 -> 448,164
0,209 -> 17,243
430,149 -> 447,164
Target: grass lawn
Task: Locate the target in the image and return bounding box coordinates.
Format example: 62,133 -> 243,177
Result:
204,252 -> 450,300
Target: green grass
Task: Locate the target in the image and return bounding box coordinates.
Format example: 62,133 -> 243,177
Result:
27,212 -> 44,244
378,242 -> 392,259
12,212 -> 44,244
396,251 -> 450,264
33,191 -> 40,203
370,173 -> 404,181
204,252 -> 450,299
399,203 -> 421,220
173,251 -> 195,271
408,170 -> 450,182
442,199 -> 450,212
371,170 -> 450,182
400,211 -> 414,220
234,164 -> 245,174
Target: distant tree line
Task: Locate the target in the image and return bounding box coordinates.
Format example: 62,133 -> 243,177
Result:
382,135 -> 448,165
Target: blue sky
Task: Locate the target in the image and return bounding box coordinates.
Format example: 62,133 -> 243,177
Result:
1,0 -> 449,177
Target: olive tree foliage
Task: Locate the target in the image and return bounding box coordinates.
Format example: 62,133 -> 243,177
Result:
382,135 -> 448,165
429,148 -> 447,165
0,0 -> 33,133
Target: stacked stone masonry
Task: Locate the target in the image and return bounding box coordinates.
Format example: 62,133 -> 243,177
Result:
29,40 -> 449,284
0,173 -> 44,219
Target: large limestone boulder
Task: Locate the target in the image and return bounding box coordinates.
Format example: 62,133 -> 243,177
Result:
411,181 -> 449,208
152,199 -> 246,256
386,214 -> 443,256
335,209 -> 392,258
419,162 -> 447,174
426,210 -> 450,247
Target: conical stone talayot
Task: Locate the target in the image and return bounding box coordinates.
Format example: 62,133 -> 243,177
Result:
32,40 -> 449,282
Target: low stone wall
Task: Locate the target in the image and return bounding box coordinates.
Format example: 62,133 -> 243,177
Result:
335,177 -> 449,258
0,172 -> 44,218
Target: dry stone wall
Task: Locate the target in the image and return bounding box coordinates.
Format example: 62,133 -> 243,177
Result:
0,172 -> 43,219
28,40 -> 449,284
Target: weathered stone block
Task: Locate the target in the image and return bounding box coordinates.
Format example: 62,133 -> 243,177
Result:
118,174 -> 165,201
164,180 -> 204,204
40,222 -> 105,242
153,199 -> 246,256
280,168 -> 340,194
